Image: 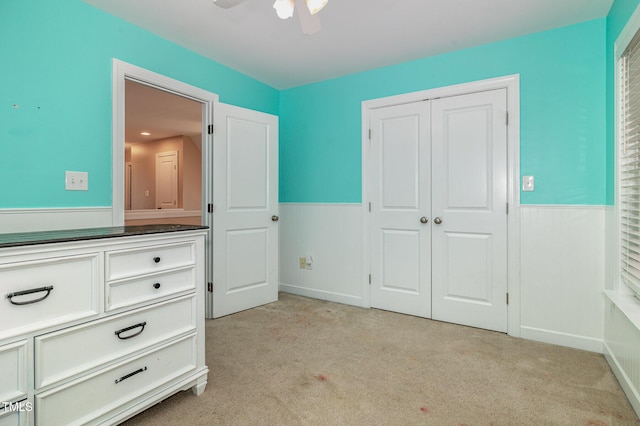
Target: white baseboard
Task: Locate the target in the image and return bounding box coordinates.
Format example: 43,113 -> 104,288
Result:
520,325 -> 603,353
0,207 -> 113,233
604,341 -> 640,417
280,283 -> 366,307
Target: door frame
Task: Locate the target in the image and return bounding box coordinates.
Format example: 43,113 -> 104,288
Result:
361,75 -> 521,337
111,59 -> 218,317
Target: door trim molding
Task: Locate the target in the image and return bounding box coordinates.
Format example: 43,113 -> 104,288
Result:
361,74 -> 521,337
111,59 -> 218,226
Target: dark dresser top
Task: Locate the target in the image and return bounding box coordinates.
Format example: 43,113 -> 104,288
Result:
0,224 -> 208,249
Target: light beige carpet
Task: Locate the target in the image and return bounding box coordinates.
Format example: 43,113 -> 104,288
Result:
122,293 -> 639,425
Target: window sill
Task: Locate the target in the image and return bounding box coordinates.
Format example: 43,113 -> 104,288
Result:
604,289 -> 640,332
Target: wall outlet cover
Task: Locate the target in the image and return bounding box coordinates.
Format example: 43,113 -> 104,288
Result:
65,171 -> 88,191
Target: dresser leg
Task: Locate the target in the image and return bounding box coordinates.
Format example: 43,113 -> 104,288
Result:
192,378 -> 207,396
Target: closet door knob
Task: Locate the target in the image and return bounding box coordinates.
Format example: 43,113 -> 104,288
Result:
434,217 -> 443,225
271,215 -> 279,222
419,217 -> 428,224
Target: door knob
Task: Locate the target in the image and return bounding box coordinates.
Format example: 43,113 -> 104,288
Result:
420,216 -> 428,224
434,217 -> 443,225
271,215 -> 279,222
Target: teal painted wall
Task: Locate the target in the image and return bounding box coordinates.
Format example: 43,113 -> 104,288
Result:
0,0 -> 279,208
607,0 -> 640,205
280,20 -> 607,205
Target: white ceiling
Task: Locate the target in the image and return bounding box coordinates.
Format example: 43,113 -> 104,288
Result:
85,0 -> 613,90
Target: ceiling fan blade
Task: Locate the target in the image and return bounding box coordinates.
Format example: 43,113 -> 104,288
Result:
212,0 -> 248,9
295,0 -> 321,34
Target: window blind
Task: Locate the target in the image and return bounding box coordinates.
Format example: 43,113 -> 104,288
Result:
620,30 -> 640,295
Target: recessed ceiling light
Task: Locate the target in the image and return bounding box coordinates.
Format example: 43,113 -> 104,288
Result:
140,132 -> 151,136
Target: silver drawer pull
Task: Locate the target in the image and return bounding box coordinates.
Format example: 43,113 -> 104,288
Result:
115,366 -> 147,384
114,321 -> 147,340
6,285 -> 54,305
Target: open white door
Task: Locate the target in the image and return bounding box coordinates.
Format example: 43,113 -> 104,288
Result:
212,103 -> 279,318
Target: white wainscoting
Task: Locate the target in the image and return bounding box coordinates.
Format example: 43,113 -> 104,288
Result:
519,205 -> 606,352
279,203 -> 365,306
0,207 -> 113,233
280,203 -> 607,352
604,292 -> 640,416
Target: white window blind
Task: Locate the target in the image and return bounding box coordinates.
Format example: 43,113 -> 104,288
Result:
620,30 -> 640,295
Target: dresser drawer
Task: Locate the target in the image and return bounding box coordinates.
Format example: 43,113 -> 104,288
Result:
35,334 -> 197,426
0,340 -> 28,404
105,242 -> 195,281
0,254 -> 99,339
106,267 -> 196,311
35,295 -> 196,389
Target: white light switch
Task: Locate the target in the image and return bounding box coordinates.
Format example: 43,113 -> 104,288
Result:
65,171 -> 88,191
522,176 -> 534,192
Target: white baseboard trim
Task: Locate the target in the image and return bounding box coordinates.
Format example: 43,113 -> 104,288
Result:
0,207 -> 113,233
125,209 -> 201,220
604,341 -> 640,418
520,325 -> 603,353
280,283 -> 365,308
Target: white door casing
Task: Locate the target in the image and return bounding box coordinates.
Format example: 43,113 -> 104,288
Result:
212,103 -> 279,318
155,150 -> 178,209
431,90 -> 508,332
369,102 -> 432,318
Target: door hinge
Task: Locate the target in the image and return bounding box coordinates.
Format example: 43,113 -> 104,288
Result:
369,274 -> 371,285
368,129 -> 372,140
208,124 -> 214,135
506,202 -> 509,215
207,203 -> 213,213
506,112 -> 509,126
208,282 -> 213,292
506,292 -> 509,305
368,202 -> 371,212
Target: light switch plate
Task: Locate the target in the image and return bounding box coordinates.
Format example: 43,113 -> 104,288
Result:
66,171 -> 88,191
522,176 -> 534,192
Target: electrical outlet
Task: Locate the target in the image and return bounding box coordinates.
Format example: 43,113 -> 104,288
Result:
299,257 -> 306,269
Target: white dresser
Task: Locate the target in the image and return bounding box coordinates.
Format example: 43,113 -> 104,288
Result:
0,225 -> 209,426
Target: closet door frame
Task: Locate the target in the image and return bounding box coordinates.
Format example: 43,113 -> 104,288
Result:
361,74 -> 521,337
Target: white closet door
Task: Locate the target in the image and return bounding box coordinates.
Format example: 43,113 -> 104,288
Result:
212,103 -> 279,318
431,89 -> 508,332
369,102 -> 432,318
